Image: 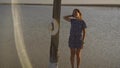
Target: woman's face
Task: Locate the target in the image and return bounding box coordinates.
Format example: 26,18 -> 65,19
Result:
73,10 -> 80,17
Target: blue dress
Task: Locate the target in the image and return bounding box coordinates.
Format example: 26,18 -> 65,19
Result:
69,19 -> 87,48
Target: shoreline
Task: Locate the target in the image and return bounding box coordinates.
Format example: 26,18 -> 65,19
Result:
0,3 -> 120,7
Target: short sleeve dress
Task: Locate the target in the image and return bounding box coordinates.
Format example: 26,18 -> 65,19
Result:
69,19 -> 87,48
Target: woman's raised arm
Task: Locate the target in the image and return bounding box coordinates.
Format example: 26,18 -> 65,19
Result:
63,15 -> 72,22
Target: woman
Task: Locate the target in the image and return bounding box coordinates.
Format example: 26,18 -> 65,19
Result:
63,9 -> 87,68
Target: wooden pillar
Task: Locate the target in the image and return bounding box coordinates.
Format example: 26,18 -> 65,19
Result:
49,0 -> 61,68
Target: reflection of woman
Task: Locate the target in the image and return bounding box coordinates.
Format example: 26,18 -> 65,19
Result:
63,9 -> 87,68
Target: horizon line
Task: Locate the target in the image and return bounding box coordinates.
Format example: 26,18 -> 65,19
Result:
0,3 -> 120,7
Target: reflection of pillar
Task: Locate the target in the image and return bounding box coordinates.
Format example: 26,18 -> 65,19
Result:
49,0 -> 61,68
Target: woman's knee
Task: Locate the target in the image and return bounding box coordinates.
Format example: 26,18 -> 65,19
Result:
70,48 -> 76,57
76,49 -> 81,57
76,53 -> 80,58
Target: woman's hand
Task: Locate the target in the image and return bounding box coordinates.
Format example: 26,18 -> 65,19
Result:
81,40 -> 84,49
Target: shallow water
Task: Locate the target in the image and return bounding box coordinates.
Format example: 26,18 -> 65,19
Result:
0,5 -> 120,68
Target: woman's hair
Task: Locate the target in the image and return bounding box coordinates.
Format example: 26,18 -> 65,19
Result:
73,9 -> 82,16
72,9 -> 82,19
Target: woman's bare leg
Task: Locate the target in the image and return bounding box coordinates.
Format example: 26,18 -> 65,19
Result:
70,48 -> 76,68
76,48 -> 82,68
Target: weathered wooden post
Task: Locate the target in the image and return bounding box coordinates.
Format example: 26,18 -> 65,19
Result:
49,0 -> 61,68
